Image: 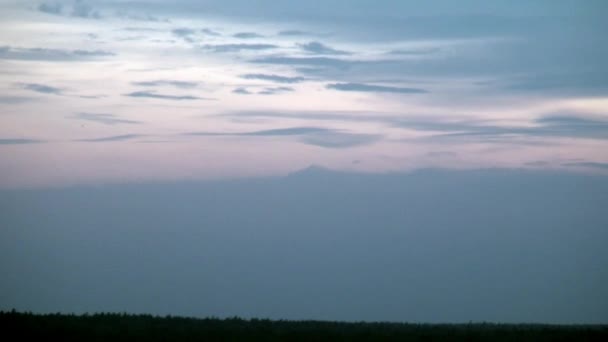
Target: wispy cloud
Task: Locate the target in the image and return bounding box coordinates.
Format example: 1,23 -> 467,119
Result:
259,87 -> 294,95
70,113 -> 142,125
326,83 -> 428,94
562,161 -> 608,170
19,83 -> 63,95
240,74 -> 306,84
77,134 -> 143,142
185,126 -> 380,148
278,30 -> 309,36
172,28 -> 196,42
131,80 -> 198,88
37,2 -> 63,15
71,0 -> 101,19
0,46 -> 115,61
298,41 -> 350,55
0,138 -> 44,145
202,43 -> 278,53
233,32 -> 264,39
124,91 -> 208,101
233,87 -> 294,95
201,28 -> 221,36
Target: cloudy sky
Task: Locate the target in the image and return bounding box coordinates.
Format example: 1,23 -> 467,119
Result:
1,1 -> 608,324
0,0 -> 606,187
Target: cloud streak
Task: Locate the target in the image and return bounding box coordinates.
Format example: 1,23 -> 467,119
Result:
76,134 -> 143,142
202,43 -> 278,53
326,82 -> 428,94
240,74 -> 306,84
0,46 -> 115,61
131,80 -> 199,88
19,83 -> 63,95
124,91 -> 208,101
185,126 -> 380,148
70,113 -> 142,125
0,138 -> 44,145
298,41 -> 350,55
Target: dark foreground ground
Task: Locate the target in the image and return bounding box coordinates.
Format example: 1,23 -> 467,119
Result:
1,311 -> 606,341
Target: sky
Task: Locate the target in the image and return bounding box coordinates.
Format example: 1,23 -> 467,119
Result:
1,0 -> 608,324
0,0 -> 606,187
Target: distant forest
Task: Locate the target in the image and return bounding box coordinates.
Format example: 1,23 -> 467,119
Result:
1,310 -> 606,341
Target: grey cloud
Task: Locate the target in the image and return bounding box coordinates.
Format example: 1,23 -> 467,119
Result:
115,11 -> 169,22
185,126 -> 380,148
298,41 -> 350,55
240,74 -> 306,84
70,113 -> 142,125
232,87 -> 294,95
124,91 -> 207,101
388,48 -> 442,56
0,46 -> 115,61
38,2 -> 63,15
71,0 -> 101,19
252,56 -> 350,67
327,82 -> 428,94
259,87 -> 294,95
232,87 -> 252,95
0,96 -> 35,104
172,28 -> 196,42
301,132 -> 381,148
233,32 -> 263,39
225,111 -> 608,141
172,28 -> 195,37
201,28 -> 221,36
187,127 -> 330,137
278,30 -> 309,36
20,83 -> 63,95
409,115 -> 608,141
202,43 -> 278,53
131,80 -> 198,88
0,138 -> 43,145
77,134 -> 143,142
563,162 -> 608,170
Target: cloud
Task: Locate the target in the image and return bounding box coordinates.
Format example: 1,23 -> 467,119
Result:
19,83 -> 63,95
38,2 -> 63,15
0,138 -> 43,145
202,43 -> 278,53
70,0 -> 101,19
115,11 -> 169,22
201,28 -> 221,36
0,46 -> 115,61
278,30 -> 309,36
298,41 -> 350,55
77,134 -> 143,142
258,87 -> 294,95
232,87 -> 294,95
250,56 -> 353,69
562,162 -> 608,170
172,28 -> 196,42
240,74 -> 306,84
131,80 -> 198,88
232,87 -> 252,95
185,126 -> 380,148
233,32 -> 263,39
124,91 -> 207,101
70,113 -> 142,125
326,82 -> 428,94
387,48 -> 442,56
301,132 -> 381,148
187,127 -> 331,136
0,96 -> 35,104
224,111 -> 608,141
